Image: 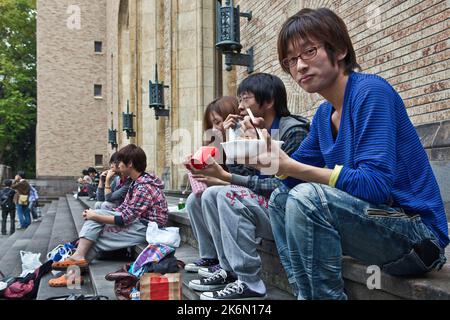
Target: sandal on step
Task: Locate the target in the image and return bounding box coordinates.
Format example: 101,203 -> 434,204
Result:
48,274 -> 84,287
52,258 -> 89,271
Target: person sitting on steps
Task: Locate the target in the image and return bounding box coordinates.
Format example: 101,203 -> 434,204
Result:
48,144 -> 168,287
95,152 -> 132,211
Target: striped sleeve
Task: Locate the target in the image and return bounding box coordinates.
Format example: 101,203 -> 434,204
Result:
336,80 -> 396,204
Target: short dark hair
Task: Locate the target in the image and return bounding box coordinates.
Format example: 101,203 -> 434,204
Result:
109,152 -> 119,165
87,167 -> 97,174
3,179 -> 12,187
116,144 -> 147,173
16,171 -> 26,179
277,8 -> 360,75
82,169 -> 88,176
237,73 -> 290,117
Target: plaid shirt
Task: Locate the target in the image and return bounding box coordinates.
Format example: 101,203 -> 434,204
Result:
229,116 -> 309,198
114,173 -> 168,227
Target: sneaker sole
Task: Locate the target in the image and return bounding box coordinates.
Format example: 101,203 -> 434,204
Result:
184,265 -> 201,273
200,294 -> 267,301
188,281 -> 228,292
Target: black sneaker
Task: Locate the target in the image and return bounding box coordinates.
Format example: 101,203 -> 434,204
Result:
185,258 -> 219,273
198,264 -> 222,278
200,280 -> 266,300
188,269 -> 236,292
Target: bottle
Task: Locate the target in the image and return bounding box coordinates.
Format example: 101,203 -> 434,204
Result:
178,198 -> 186,210
130,288 -> 140,300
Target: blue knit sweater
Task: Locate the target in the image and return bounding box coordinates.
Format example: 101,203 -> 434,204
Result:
284,72 -> 449,248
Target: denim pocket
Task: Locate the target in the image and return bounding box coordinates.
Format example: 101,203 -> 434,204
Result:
366,207 -> 418,219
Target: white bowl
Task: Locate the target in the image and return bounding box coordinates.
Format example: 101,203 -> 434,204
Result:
221,139 -> 284,160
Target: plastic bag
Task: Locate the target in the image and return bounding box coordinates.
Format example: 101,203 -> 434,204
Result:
19,251 -> 42,278
146,222 -> 181,248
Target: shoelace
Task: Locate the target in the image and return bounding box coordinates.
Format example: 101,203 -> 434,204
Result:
203,269 -> 228,284
217,280 -> 245,297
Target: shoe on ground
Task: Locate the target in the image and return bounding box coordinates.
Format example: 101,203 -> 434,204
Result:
189,269 -> 236,292
198,264 -> 222,278
185,258 -> 219,273
48,273 -> 85,287
200,280 -> 267,300
52,257 -> 89,271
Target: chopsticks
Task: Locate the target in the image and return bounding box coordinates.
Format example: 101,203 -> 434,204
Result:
246,108 -> 264,140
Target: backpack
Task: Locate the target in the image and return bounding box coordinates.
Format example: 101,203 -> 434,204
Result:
0,188 -> 15,210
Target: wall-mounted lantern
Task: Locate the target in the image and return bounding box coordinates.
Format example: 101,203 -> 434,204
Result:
216,0 -> 253,73
149,64 -> 170,120
122,100 -> 136,138
108,115 -> 118,150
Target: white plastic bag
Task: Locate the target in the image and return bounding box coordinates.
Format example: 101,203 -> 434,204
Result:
19,251 -> 42,278
146,221 -> 181,248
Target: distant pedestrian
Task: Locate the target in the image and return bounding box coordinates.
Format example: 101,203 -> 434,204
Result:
1,179 -> 16,235
11,171 -> 31,229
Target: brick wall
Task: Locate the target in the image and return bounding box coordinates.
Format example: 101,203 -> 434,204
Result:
235,0 -> 449,125
36,0 -> 108,178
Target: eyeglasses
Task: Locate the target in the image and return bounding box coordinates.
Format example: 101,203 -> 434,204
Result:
238,95 -> 255,104
282,46 -> 321,69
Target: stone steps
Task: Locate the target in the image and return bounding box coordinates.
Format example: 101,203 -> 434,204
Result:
0,203 -> 50,261
0,216 -> 42,276
0,204 -> 51,275
36,197 -> 95,300
11,203 -> 55,277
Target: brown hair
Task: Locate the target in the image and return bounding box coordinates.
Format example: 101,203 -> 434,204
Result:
277,8 -> 360,75
203,96 -> 239,132
116,144 -> 147,173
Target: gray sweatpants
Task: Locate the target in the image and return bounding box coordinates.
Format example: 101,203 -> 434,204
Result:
186,186 -> 232,270
94,201 -> 117,211
188,185 -> 273,283
79,209 -> 147,260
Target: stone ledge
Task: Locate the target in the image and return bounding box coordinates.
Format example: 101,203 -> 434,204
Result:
416,120 -> 450,152
342,257 -> 450,300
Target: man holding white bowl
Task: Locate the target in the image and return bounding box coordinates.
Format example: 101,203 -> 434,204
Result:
186,72 -> 309,300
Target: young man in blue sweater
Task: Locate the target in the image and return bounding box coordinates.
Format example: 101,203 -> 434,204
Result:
259,8 -> 449,299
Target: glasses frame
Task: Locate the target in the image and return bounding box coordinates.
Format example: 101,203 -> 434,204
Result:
282,45 -> 322,69
238,94 -> 255,104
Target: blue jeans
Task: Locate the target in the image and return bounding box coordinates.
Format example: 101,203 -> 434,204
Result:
28,200 -> 38,219
269,183 -> 447,300
16,204 -> 31,228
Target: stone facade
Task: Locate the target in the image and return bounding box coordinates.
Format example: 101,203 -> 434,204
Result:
37,0 -> 449,190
